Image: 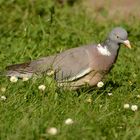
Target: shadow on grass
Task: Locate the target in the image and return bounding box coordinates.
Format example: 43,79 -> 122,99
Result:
78,80 -> 122,95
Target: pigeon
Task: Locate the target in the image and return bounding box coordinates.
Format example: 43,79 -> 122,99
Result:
5,27 -> 131,89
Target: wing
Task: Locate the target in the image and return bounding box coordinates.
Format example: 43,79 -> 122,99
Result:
52,46 -> 91,81
6,46 -> 93,81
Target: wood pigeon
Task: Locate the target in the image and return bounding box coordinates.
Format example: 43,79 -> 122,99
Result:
5,27 -> 131,89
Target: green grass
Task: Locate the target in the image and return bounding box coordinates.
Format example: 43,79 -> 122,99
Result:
0,0 -> 140,140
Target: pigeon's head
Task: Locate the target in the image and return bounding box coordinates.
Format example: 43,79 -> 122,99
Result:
108,27 -> 131,49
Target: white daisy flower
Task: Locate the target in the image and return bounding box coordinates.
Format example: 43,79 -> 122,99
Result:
1,95 -> 7,101
108,92 -> 113,96
86,97 -> 92,103
137,95 -> 140,98
10,76 -> 18,83
64,118 -> 74,125
1,87 -> 6,92
47,127 -> 58,135
22,77 -> 29,81
47,70 -> 54,76
24,96 -> 27,100
99,104 -> 103,108
38,85 -> 46,91
123,104 -> 130,109
131,105 -> 138,111
97,81 -> 104,88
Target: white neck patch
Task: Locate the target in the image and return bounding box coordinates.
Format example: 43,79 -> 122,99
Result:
97,44 -> 111,56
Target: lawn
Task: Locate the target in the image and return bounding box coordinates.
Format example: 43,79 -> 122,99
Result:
0,0 -> 140,140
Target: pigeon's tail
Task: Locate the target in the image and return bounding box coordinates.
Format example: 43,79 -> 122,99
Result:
5,63 -> 33,78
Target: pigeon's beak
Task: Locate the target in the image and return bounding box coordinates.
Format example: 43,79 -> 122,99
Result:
123,40 -> 131,49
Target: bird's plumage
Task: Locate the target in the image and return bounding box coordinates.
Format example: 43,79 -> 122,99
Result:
5,27 -> 131,89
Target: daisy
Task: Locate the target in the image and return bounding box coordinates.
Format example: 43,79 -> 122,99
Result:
10,76 -> 18,83
131,105 -> 138,111
136,95 -> 140,98
97,81 -> 104,88
47,127 -> 58,135
64,118 -> 74,125
123,104 -> 130,109
1,87 -> 6,92
86,97 -> 92,103
1,95 -> 7,101
38,85 -> 46,91
22,77 -> 29,81
108,92 -> 113,96
47,70 -> 54,76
